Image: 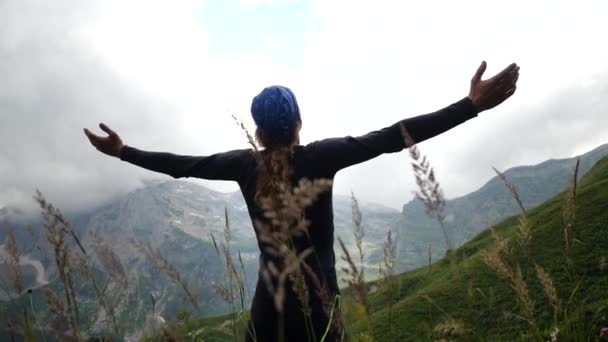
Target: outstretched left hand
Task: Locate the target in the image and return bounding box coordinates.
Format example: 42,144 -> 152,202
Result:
469,61 -> 520,113
83,123 -> 125,158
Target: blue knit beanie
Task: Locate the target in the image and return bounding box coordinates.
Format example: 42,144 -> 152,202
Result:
251,85 -> 300,145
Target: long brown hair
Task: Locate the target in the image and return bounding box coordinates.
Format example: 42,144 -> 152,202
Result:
254,120 -> 301,205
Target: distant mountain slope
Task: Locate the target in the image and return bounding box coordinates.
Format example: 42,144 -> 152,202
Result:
0,179 -> 400,338
395,143 -> 608,271
357,153 -> 608,340
178,152 -> 608,341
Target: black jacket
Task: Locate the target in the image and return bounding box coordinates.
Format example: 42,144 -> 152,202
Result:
120,97 -> 478,341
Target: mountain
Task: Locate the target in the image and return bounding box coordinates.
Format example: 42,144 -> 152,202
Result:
350,152 -> 608,340
3,143 -> 607,339
0,181 -> 256,340
162,152 -> 608,341
394,143 -> 608,271
0,179 -> 400,339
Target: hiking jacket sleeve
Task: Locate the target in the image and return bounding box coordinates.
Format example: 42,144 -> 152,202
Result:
306,97 -> 479,174
119,147 -> 250,182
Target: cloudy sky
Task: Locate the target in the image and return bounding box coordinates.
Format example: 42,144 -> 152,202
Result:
1,0 -> 607,216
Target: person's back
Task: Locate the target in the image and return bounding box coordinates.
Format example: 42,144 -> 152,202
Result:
84,61 -> 519,341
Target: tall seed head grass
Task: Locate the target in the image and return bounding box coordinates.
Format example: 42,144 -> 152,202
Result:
400,124 -> 450,250
255,178 -> 332,312
212,283 -> 236,304
563,159 -> 580,256
338,237 -> 368,311
44,287 -> 75,341
534,264 -> 560,310
34,190 -> 81,339
260,248 -> 313,313
379,230 -> 396,287
5,225 -> 23,294
210,232 -> 220,256
232,114 -> 259,152
492,167 -> 532,248
512,265 -> 535,319
301,261 -> 340,333
70,246 -> 123,336
481,229 -> 535,319
433,318 -> 466,339
224,206 -> 232,244
131,240 -> 198,309
92,234 -> 128,289
351,192 -> 365,268
289,269 -> 311,316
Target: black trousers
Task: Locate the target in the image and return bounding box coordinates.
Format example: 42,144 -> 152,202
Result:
244,281 -> 343,342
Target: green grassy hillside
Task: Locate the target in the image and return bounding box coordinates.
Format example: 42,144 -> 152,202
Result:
352,156 -> 608,340
147,156 -> 608,341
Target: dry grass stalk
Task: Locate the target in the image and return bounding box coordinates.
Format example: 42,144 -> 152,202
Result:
210,232 -> 220,256
481,248 -> 511,282
571,158 -> 580,205
224,206 -> 232,244
221,209 -> 240,290
400,124 -> 450,250
338,237 -> 368,311
380,229 -> 397,340
93,235 -> 128,290
492,167 -> 526,214
221,208 -> 247,319
492,167 -> 532,248
70,249 -> 122,336
350,192 -> 369,307
600,256 -> 606,272
299,261 -> 344,339
419,293 -> 453,320
534,264 -> 560,310
433,318 -> 466,338
5,225 -> 23,294
563,159 -> 580,256
44,287 -> 77,341
351,192 -> 365,270
237,250 -> 248,295
212,283 -> 236,304
379,230 -> 396,290
256,179 -> 332,255
221,245 -> 241,299
481,229 -> 534,319
512,265 -> 535,318
255,178 -> 332,312
562,188 -> 575,254
428,244 -> 432,272
260,248 -> 313,313
34,190 -> 87,256
232,114 -> 259,152
467,280 -> 474,300
34,190 -> 81,339
131,240 -> 198,309
74,234 -> 128,335
161,326 -> 181,342
517,214 -> 532,249
289,269 -> 311,316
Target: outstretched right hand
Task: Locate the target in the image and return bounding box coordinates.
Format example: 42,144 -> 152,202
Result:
468,61 -> 519,113
84,123 -> 124,158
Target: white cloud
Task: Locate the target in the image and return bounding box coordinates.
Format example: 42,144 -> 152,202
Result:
293,0 -> 608,206
239,0 -> 301,9
1,0 -> 607,216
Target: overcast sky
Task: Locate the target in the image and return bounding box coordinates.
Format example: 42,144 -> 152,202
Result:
1,0 -> 607,216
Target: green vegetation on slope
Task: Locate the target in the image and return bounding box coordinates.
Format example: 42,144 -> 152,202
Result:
351,156 -> 608,340
147,156 -> 608,341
